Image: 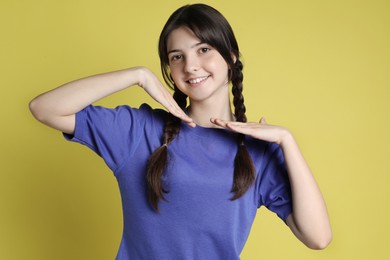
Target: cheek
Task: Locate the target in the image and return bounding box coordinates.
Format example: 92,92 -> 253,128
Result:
168,64 -> 178,77
169,68 -> 181,83
205,56 -> 229,76
169,66 -> 187,90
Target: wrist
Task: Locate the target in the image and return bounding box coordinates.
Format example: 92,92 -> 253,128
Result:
278,128 -> 294,146
133,66 -> 149,89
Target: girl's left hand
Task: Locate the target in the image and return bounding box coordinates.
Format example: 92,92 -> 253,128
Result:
210,117 -> 290,145
212,117 -> 333,249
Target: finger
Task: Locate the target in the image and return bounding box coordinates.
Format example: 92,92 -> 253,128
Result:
212,118 -> 260,129
141,76 -> 195,127
167,105 -> 195,127
211,118 -> 254,134
225,121 -> 258,128
210,118 -> 228,128
226,123 -> 258,136
259,117 -> 267,124
165,100 -> 195,128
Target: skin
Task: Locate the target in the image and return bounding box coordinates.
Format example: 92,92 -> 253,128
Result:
29,25 -> 331,250
167,26 -> 234,127
167,27 -> 332,249
211,117 -> 332,249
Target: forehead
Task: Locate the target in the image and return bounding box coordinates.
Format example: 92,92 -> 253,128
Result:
166,26 -> 202,52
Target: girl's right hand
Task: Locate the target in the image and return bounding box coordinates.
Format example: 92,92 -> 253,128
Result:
137,67 -> 195,127
29,66 -> 195,135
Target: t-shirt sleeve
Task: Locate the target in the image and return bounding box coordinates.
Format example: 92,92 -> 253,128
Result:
257,143 -> 292,222
63,104 -> 160,172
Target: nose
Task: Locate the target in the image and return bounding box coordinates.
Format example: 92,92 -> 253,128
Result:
184,54 -> 200,72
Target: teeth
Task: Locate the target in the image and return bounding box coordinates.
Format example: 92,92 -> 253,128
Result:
188,76 -> 208,84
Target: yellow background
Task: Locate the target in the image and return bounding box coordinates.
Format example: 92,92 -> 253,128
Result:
1,0 -> 389,259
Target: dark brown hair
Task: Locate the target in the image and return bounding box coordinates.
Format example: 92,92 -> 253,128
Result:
146,4 -> 255,211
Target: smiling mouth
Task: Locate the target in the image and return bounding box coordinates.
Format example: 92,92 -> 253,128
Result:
187,76 -> 209,84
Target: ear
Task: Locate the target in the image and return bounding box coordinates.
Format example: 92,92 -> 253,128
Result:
231,53 -> 237,64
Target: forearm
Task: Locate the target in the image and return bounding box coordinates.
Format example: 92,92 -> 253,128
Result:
280,131 -> 332,249
30,67 -> 144,120
210,118 -> 332,248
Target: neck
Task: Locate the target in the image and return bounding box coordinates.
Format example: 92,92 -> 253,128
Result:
187,98 -> 234,128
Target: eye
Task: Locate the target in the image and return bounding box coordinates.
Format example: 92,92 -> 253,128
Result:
170,54 -> 183,61
199,47 -> 211,54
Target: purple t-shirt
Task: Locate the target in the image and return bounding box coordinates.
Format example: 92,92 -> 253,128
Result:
65,104 -> 292,260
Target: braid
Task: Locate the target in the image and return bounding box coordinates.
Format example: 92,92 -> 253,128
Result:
231,60 -> 247,123
230,60 -> 256,200
146,88 -> 187,211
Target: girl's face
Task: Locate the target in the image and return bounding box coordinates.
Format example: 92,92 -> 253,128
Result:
167,26 -> 230,104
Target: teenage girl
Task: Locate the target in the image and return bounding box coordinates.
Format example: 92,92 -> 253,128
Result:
30,4 -> 331,259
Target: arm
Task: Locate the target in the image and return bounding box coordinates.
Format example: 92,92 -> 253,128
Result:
29,67 -> 194,134
210,117 -> 332,249
280,131 -> 332,249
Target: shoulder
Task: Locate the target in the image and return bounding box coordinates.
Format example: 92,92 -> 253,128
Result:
83,103 -> 168,124
137,103 -> 169,129
245,137 -> 276,156
245,137 -> 286,168
73,103 -> 169,144
139,103 -> 169,120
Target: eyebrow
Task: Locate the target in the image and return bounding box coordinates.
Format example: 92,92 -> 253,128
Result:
167,42 -> 205,55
